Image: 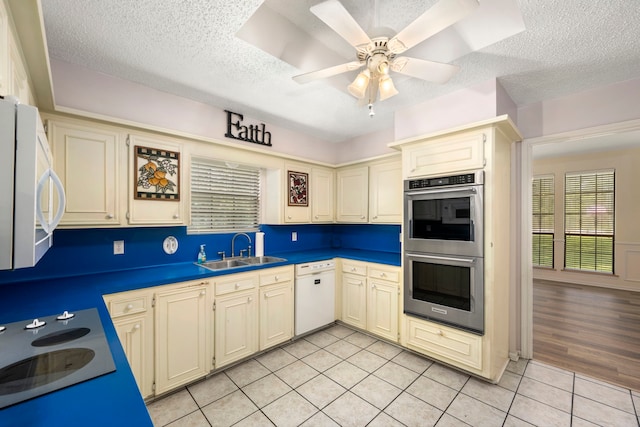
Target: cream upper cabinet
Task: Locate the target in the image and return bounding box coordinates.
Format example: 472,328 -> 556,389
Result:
1,1 -> 34,105
214,272 -> 259,368
128,134 -> 185,225
103,288 -> 154,399
336,166 -> 369,223
49,119 -> 123,226
311,166 -> 335,223
155,281 -> 211,395
283,162 -> 311,223
404,130 -> 485,178
369,159 -> 402,224
259,266 -> 294,350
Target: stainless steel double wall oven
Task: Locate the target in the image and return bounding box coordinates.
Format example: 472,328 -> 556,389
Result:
403,170 -> 485,334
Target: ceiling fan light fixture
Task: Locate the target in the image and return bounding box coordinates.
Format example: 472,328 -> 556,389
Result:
378,75 -> 398,101
348,69 -> 370,99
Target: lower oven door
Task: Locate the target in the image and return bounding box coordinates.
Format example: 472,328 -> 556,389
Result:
404,252 -> 484,335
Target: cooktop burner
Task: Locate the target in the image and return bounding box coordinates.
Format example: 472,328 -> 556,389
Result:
0,308 -> 116,409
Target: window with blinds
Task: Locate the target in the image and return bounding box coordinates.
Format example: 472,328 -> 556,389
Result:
564,170 -> 615,273
532,175 -> 554,268
189,159 -> 261,233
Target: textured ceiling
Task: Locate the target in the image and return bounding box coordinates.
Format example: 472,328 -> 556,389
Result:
40,0 -> 640,143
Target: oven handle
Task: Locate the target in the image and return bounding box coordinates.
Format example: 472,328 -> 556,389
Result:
407,253 -> 476,264
405,186 -> 477,196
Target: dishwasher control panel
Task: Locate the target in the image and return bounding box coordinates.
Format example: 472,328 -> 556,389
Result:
295,260 -> 335,276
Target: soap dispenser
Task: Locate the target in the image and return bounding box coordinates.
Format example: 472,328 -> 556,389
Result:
197,244 -> 207,264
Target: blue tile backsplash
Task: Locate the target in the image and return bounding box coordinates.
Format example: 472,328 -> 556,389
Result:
0,224 -> 400,285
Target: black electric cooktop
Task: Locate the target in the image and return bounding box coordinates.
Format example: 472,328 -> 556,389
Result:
0,308 -> 116,409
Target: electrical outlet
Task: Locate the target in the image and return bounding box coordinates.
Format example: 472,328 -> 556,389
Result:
113,240 -> 125,255
291,231 -> 297,242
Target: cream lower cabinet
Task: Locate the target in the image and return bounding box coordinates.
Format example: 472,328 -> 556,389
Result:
103,289 -> 154,399
340,260 -> 400,342
259,266 -> 294,350
214,272 -> 259,369
155,281 -> 211,395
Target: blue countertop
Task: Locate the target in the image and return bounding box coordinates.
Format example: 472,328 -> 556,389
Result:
0,249 -> 399,427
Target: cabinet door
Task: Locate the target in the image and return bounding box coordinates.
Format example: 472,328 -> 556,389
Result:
49,120 -> 121,226
369,160 -> 402,223
259,281 -> 293,350
128,134 -> 184,225
155,285 -> 209,394
406,131 -> 484,178
215,290 -> 258,368
284,163 -> 311,223
367,279 -> 399,342
112,314 -> 154,398
341,273 -> 367,329
336,166 -> 369,223
311,167 -> 335,223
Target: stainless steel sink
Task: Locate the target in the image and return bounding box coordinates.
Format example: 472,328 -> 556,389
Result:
240,256 -> 287,265
198,256 -> 287,271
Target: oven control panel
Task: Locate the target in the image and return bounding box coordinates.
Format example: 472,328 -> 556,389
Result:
406,171 -> 483,190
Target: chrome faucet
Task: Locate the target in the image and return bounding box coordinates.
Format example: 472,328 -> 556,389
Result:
231,233 -> 252,258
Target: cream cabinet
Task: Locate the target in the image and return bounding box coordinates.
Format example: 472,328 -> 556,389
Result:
155,281 -> 211,395
367,265 -> 400,341
341,260 -> 368,329
127,134 -> 185,225
258,266 -> 294,350
336,166 -> 369,223
369,159 -> 402,224
214,272 -> 259,368
49,119 -> 123,226
311,167 -> 335,223
394,116 -> 521,382
340,259 -> 400,341
103,289 -> 155,399
403,130 -> 485,178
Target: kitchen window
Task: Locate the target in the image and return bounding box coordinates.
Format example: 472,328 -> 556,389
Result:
189,158 -> 261,233
564,170 -> 615,273
532,175 -> 554,268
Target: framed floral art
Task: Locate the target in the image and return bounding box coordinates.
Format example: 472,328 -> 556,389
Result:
134,145 -> 180,200
288,170 -> 308,206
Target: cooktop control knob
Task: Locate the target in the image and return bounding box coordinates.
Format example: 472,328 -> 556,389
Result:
57,310 -> 75,320
25,319 -> 46,329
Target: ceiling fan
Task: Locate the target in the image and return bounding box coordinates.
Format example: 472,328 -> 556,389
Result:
293,0 -> 479,114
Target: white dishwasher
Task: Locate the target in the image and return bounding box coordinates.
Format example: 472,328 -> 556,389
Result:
295,260 -> 336,336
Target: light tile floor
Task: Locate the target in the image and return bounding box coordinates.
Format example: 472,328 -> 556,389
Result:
146,324 -> 640,426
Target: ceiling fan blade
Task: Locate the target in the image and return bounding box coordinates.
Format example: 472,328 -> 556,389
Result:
293,61 -> 363,84
310,0 -> 371,48
391,57 -> 460,84
388,0 -> 479,54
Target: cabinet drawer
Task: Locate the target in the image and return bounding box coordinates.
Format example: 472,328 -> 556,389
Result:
406,317 -> 482,370
259,266 -> 293,287
108,296 -> 149,318
368,266 -> 400,283
341,261 -> 366,276
216,274 -> 257,295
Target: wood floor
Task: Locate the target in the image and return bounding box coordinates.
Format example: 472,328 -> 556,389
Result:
533,278 -> 640,391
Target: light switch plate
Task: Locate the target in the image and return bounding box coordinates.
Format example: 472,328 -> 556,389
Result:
113,240 -> 124,255
291,231 -> 297,242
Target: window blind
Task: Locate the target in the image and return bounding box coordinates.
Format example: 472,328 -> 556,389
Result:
564,170 -> 615,273
189,159 -> 261,233
532,175 -> 554,268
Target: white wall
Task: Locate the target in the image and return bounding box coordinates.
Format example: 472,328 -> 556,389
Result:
50,59 -> 339,165
532,147 -> 640,291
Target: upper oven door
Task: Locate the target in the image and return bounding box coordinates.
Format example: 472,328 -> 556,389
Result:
404,184 -> 483,257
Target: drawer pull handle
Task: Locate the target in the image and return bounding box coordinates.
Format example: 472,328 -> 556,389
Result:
106,214 -> 114,219
173,214 -> 179,219
134,324 -> 140,330
275,276 -> 279,281
200,290 -> 206,296
436,330 -> 443,336
372,284 -> 376,289
380,273 -> 386,278
351,267 -> 356,272
248,296 -> 253,303
126,304 -> 134,310
235,283 -> 240,289
264,293 -> 269,299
